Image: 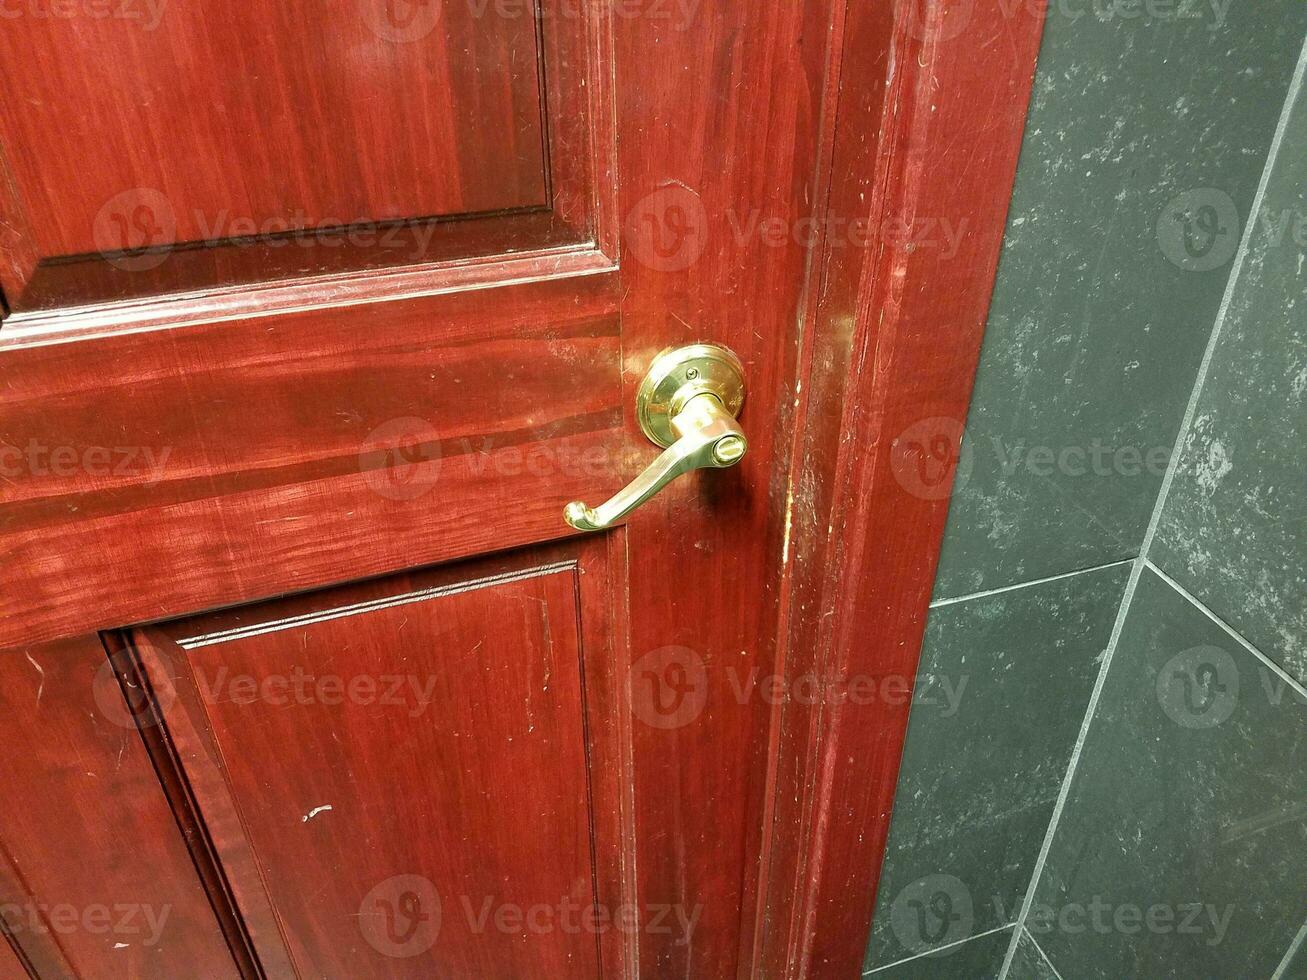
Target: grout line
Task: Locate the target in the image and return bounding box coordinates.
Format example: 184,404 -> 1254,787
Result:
995,549 -> 1147,979
1272,917 -> 1307,980
996,33 -> 1307,979
861,924 -> 1015,976
1144,559 -> 1307,700
1024,928 -> 1065,980
929,558 -> 1135,609
1128,28 -> 1307,572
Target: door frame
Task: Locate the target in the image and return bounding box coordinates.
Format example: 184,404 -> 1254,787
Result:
755,2 -> 1047,976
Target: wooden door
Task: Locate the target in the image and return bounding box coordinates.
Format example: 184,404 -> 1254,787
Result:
0,2 -> 1044,977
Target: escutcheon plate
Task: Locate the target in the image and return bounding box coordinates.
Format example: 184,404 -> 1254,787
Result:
636,343 -> 746,448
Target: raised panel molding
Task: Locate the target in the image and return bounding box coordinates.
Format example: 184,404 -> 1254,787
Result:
122,540 -> 634,978
0,0 -> 611,317
0,636 -> 241,978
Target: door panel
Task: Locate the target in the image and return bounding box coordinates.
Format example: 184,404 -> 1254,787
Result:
0,637 -> 239,978
0,0 -> 839,973
0,0 -> 601,312
0,3 -> 548,259
0,935 -> 27,980
0,1 -> 1042,977
127,540 -> 631,978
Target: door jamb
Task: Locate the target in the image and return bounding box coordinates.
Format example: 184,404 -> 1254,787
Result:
755,2 -> 1048,975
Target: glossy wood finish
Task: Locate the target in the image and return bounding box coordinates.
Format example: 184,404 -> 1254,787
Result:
759,2 -> 1048,976
609,0 -> 840,974
0,931 -> 30,980
1,3 -> 546,259
0,636 -> 239,978
0,273 -> 623,648
0,0 -> 1045,976
10,214 -> 594,316
129,540 -> 631,979
0,247 -> 615,345
0,0 -> 603,312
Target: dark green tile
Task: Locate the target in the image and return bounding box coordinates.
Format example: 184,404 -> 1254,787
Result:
1152,86 -> 1307,686
1009,928 -> 1060,980
1282,929 -> 1307,980
1033,569 -> 1307,979
934,3 -> 1307,598
865,927 -> 1012,980
863,563 -> 1129,970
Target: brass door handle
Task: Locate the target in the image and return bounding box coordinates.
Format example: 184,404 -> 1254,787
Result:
564,344 -> 747,531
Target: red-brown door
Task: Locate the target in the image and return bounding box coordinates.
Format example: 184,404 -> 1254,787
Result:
0,2 -> 1043,977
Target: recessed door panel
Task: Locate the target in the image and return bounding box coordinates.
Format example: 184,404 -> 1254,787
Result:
0,636 -> 240,979
130,542 -> 626,978
0,0 -> 602,312
0,2 -> 548,258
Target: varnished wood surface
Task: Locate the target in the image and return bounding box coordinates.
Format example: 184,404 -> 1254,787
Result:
132,540 -> 629,979
10,212 -> 583,315
0,0 -> 604,312
610,0 -> 839,975
0,273 -> 624,648
0,247 -> 615,346
0,932 -> 29,980
760,2 -> 1048,976
0,1 -> 548,260
0,0 -> 1043,976
0,636 -> 239,978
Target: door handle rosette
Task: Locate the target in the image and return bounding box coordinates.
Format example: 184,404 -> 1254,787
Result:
564,343 -> 747,531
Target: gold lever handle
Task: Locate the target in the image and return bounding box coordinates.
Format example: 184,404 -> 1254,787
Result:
565,343 -> 747,532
